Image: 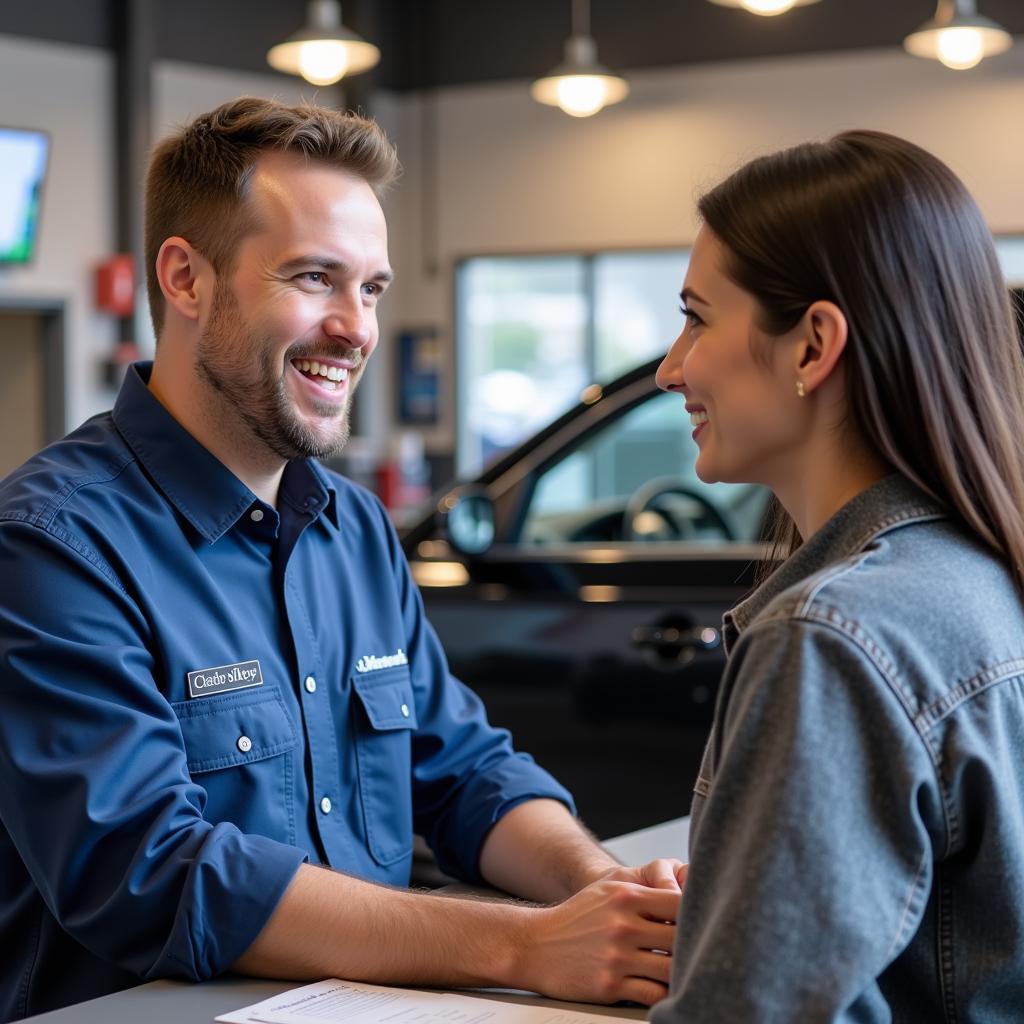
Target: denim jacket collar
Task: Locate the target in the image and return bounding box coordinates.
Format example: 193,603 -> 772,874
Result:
723,474 -> 945,655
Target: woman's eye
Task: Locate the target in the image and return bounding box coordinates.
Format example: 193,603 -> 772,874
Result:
679,304 -> 704,328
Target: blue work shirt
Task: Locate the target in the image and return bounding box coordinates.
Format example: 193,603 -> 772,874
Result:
0,362 -> 573,1022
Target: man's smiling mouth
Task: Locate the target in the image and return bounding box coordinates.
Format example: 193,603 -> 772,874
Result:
292,358 -> 350,392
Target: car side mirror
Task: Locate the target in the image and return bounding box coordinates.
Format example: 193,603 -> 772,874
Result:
441,488 -> 495,556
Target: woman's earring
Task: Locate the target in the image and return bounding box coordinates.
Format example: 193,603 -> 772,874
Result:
796,380 -> 806,398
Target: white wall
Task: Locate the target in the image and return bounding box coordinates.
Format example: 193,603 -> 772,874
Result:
387,42 -> 1024,451
0,34 -> 116,430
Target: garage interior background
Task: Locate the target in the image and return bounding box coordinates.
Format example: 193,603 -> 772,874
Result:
1,0 -> 1023,494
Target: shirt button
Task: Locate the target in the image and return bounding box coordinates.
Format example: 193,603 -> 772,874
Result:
320,796 -> 332,814
400,703 -> 410,718
304,675 -> 317,693
250,509 -> 264,522
237,735 -> 252,753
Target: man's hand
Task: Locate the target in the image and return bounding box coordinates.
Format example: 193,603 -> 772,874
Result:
595,858 -> 688,893
479,799 -> 689,903
513,878 -> 681,1006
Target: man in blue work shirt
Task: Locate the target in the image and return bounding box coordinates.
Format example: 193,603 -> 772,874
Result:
0,98 -> 684,1022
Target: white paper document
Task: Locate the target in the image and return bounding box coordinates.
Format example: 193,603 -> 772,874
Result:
216,979 -> 638,1024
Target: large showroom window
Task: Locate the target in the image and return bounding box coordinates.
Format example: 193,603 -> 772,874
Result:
455,250 -> 689,474
456,239 -> 1024,476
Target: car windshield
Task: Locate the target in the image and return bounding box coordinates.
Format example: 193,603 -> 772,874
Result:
519,390 -> 768,545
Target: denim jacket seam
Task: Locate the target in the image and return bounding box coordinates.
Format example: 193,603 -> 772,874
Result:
754,605 -> 951,852
913,661 -> 1024,856
790,509 -> 941,619
794,552 -> 871,619
913,659 -> 1024,731
744,606 -> 951,970
884,847 -> 931,962
844,507 -> 944,552
792,607 -> 956,978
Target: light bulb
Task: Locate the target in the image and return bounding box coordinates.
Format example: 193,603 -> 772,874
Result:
297,39 -> 350,85
740,0 -> 796,14
556,75 -> 610,117
935,26 -> 985,69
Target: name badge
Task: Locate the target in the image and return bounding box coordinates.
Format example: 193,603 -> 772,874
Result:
187,659 -> 264,699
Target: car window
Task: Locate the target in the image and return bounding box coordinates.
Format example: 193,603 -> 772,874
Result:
518,390 -> 769,545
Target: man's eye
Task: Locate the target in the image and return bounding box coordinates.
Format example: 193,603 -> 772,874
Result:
300,272 -> 327,285
362,283 -> 380,296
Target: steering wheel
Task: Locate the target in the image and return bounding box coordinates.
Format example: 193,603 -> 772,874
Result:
623,477 -> 737,542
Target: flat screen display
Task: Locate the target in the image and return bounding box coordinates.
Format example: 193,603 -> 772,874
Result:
0,128 -> 50,264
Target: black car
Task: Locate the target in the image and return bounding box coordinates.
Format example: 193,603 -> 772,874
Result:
402,358 -> 771,838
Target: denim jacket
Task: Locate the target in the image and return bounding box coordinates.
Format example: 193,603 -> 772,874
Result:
650,474 -> 1024,1023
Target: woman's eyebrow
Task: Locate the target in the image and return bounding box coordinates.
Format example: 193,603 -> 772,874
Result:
681,287 -> 710,307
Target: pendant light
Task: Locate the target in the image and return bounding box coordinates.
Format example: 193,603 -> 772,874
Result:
267,0 -> 380,86
904,0 -> 1012,70
707,0 -> 821,16
531,0 -> 629,118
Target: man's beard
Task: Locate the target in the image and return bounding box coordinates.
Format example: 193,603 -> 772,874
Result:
195,283 -> 358,462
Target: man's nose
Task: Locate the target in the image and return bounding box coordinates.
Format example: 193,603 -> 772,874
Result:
656,331 -> 687,392
323,294 -> 372,350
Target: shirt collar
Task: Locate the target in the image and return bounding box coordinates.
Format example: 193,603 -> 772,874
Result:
112,361 -> 339,541
281,457 -> 340,529
723,474 -> 945,654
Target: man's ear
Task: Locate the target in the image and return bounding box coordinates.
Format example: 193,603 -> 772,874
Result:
155,237 -> 213,323
793,300 -> 848,396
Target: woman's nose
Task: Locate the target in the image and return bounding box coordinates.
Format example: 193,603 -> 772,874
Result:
656,331 -> 687,392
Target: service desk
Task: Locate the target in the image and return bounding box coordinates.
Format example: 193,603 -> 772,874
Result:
23,818 -> 690,1024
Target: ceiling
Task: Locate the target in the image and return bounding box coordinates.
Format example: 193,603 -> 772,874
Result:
3,0 -> 1023,92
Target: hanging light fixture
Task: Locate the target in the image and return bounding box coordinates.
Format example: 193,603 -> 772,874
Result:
904,0 -> 1012,70
531,0 -> 629,118
267,0 -> 380,86
707,0 -> 821,16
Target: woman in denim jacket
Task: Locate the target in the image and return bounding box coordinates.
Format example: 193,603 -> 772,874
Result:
649,131 -> 1024,1022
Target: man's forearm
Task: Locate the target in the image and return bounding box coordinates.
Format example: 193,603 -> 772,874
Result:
478,799 -> 617,902
234,857 -> 681,1006
233,863 -> 526,987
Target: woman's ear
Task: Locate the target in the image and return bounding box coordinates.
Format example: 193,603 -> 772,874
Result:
793,300 -> 848,396
155,237 -> 213,323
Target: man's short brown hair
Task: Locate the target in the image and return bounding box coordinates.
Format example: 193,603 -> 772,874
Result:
144,96 -> 399,336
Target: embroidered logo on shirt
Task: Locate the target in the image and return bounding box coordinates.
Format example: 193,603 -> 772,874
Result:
355,648 -> 409,673
187,659 -> 264,698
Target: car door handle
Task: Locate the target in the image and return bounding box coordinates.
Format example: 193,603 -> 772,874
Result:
631,625 -> 721,664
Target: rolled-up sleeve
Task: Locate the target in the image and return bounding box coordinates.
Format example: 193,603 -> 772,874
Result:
380,513 -> 575,883
0,520 -> 307,981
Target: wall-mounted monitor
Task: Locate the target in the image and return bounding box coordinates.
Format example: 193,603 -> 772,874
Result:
0,128 -> 50,265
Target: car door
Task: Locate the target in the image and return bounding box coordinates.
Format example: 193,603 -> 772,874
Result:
408,366 -> 769,837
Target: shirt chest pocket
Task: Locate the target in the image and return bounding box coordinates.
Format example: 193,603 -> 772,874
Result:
352,667 -> 418,866
171,688 -> 298,775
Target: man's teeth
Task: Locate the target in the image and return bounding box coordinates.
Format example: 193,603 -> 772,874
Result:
690,410 -> 709,426
295,359 -> 349,383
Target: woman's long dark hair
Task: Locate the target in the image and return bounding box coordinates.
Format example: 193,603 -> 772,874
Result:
699,130 -> 1024,587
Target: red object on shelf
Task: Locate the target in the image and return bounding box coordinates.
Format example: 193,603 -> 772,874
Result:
375,461 -> 402,510
95,254 -> 135,316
